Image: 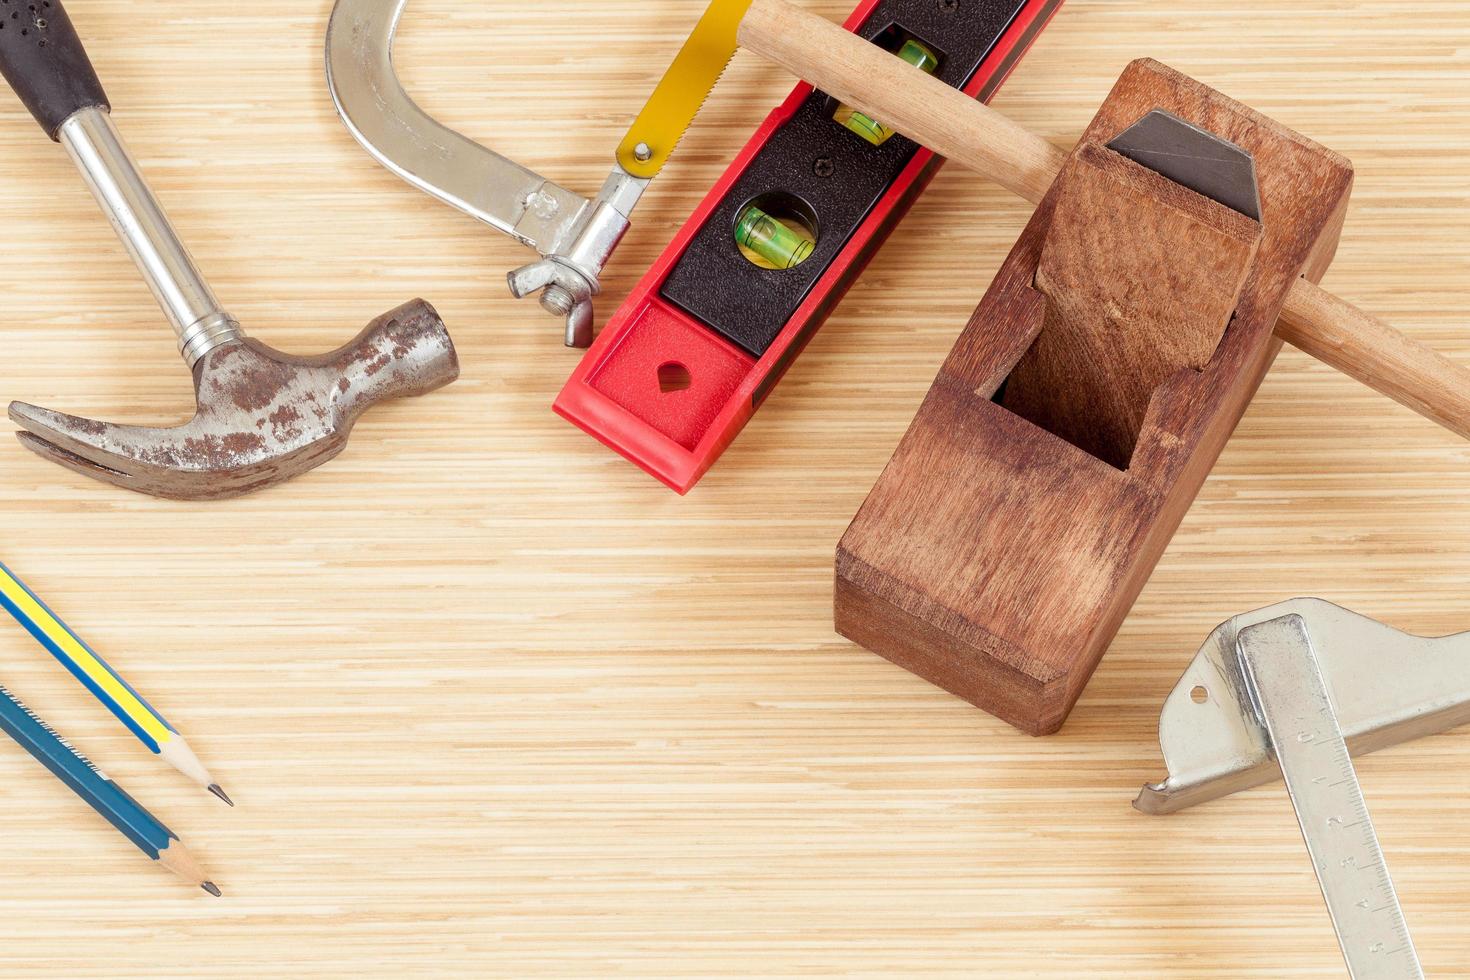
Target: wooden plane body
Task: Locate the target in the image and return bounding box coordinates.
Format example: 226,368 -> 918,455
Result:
835,60 -> 1354,735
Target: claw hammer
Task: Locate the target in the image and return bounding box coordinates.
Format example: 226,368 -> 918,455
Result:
0,0 -> 460,499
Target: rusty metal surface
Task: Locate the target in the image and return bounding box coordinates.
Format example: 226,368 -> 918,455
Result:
9,299 -> 460,500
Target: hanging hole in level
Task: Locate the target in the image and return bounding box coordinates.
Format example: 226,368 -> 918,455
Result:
658,362 -> 692,394
1190,685 -> 1209,704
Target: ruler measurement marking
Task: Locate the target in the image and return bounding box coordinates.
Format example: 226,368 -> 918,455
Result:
1237,616 -> 1423,980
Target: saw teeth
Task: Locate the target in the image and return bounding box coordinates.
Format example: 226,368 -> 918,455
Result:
614,0 -> 754,180
621,60 -> 736,178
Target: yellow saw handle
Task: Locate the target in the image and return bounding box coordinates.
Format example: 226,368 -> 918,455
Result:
617,0 -> 754,179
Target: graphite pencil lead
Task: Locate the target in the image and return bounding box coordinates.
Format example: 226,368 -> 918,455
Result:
201,881 -> 222,898
158,735 -> 219,792
208,783 -> 235,807
157,839 -> 214,890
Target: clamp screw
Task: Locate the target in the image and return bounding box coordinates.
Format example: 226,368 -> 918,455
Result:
633,142 -> 654,163
814,157 -> 835,178
540,284 -> 576,317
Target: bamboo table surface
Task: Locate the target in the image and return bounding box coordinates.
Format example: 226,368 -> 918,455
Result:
0,0 -> 1467,976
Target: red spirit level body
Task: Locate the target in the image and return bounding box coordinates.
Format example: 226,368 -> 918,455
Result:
556,0 -> 1063,493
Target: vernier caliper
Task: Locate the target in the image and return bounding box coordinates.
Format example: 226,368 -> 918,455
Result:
1138,599 -> 1470,978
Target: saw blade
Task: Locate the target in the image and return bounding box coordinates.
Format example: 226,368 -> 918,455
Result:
616,0 -> 753,180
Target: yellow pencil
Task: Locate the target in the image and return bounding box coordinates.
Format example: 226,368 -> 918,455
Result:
0,563 -> 231,805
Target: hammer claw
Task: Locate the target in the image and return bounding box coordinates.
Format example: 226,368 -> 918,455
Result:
10,401 -> 149,474
10,392 -> 344,500
7,300 -> 459,500
10,399 -> 339,501
10,400 -> 198,495
14,430 -> 139,492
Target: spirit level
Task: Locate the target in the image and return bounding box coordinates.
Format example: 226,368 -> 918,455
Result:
556,0 -> 1063,493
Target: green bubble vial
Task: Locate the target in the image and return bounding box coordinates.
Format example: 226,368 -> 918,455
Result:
735,205 -> 817,270
834,39 -> 940,146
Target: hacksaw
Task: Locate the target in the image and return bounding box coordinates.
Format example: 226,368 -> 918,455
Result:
327,0 -> 765,348
326,0 -> 1058,487
557,0 -> 1060,492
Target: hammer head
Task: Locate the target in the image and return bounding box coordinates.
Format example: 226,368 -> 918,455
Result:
9,299 -> 459,500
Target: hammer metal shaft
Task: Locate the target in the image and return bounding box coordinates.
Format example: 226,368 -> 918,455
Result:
57,107 -> 243,369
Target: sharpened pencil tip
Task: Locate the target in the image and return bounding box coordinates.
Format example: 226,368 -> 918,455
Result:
201,881 -> 222,898
208,784 -> 235,807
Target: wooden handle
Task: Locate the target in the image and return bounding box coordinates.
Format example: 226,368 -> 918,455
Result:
1280,280 -> 1470,438
738,0 -> 1066,204
738,0 -> 1470,441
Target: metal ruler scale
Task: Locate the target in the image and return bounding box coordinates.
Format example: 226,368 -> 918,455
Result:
1236,615 -> 1423,980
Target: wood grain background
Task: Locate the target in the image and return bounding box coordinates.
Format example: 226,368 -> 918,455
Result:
0,1 -> 1466,976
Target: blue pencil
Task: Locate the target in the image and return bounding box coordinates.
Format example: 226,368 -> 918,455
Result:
0,682 -> 218,895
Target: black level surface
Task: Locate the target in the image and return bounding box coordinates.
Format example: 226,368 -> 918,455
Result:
660,0 -> 1029,358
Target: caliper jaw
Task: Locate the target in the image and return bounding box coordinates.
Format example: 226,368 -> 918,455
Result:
1138,598 -> 1470,815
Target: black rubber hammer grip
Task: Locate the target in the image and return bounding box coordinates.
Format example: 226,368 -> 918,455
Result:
0,0 -> 108,139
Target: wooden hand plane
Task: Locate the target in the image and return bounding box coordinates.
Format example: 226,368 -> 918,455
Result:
836,58 -> 1354,734
606,0 -> 1470,735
